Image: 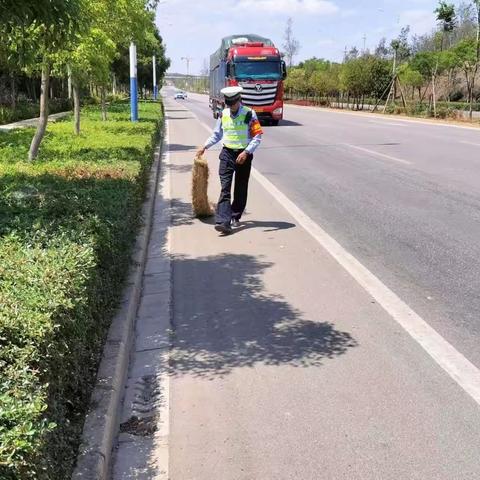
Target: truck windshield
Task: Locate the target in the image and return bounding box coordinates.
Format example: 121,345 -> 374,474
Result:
234,61 -> 282,80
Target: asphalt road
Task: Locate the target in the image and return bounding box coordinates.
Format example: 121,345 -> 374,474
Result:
179,91 -> 480,370
163,89 -> 480,479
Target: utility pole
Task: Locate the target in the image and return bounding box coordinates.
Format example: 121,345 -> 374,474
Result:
152,55 -> 157,100
362,34 -> 367,54
130,42 -> 138,122
181,56 -> 194,89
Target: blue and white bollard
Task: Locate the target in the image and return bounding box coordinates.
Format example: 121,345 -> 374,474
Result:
153,55 -> 158,101
130,42 -> 138,122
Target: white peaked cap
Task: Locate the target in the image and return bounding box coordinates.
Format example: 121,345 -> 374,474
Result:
221,86 -> 244,98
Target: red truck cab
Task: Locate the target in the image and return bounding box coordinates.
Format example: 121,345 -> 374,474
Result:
209,35 -> 287,125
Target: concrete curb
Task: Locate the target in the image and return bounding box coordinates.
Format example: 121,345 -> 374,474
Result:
72,114 -> 166,480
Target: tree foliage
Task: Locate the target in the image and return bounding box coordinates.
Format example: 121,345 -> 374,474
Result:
285,0 -> 480,118
0,0 -> 169,154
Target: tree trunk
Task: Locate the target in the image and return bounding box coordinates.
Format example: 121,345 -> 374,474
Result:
112,73 -> 117,95
67,65 -> 72,99
432,74 -> 437,118
464,69 -> 474,121
29,62 -> 50,161
469,67 -> 478,121
469,89 -> 473,120
73,78 -> 81,135
10,73 -> 16,111
101,86 -> 107,121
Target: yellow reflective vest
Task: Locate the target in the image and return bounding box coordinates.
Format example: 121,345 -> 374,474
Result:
221,106 -> 251,149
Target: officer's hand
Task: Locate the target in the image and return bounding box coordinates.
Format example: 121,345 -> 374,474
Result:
236,151 -> 248,165
196,147 -> 206,158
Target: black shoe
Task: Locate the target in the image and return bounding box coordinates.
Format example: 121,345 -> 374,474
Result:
231,218 -> 241,228
215,223 -> 232,234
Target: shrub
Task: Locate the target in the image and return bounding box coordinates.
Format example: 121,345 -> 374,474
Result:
0,101 -> 162,479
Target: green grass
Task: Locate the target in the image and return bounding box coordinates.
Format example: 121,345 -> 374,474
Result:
0,101 -> 163,479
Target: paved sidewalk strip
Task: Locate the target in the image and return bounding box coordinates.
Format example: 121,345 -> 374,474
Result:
110,124 -> 172,480
0,111 -> 70,131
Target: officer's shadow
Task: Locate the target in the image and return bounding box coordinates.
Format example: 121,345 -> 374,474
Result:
199,216 -> 296,233
234,220 -> 296,233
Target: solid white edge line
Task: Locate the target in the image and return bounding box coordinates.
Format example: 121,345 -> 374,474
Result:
185,105 -> 480,407
250,168 -> 480,406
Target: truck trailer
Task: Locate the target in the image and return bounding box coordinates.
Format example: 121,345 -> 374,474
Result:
209,34 -> 287,125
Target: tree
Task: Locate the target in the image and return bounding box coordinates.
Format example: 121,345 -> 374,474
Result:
399,64 -> 424,99
396,26 -> 412,63
431,1 -> 456,115
436,1 -> 457,50
66,0 -> 163,134
345,46 -> 359,61
284,67 -> 307,99
0,0 -> 83,29
283,17 -> 301,67
0,0 -> 84,159
137,28 -> 170,98
453,1 -> 477,42
24,0 -> 85,160
473,0 -> 480,118
452,38 -> 478,116
375,38 -> 390,58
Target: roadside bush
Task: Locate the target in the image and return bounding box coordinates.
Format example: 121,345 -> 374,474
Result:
0,101 -> 162,479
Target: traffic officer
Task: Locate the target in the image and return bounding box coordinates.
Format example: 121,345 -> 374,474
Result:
197,86 -> 263,234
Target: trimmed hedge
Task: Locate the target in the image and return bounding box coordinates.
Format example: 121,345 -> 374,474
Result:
0,102 -> 162,478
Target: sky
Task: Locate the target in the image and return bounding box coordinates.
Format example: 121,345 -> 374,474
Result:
155,0 -> 443,75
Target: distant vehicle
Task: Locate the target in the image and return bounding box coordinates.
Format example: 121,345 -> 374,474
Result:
175,91 -> 187,100
209,34 -> 287,125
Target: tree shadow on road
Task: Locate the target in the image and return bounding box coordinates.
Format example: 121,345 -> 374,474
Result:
170,253 -> 357,378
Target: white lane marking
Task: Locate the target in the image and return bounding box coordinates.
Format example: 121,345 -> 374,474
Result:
460,140 -> 480,147
252,168 -> 480,407
344,143 -> 412,165
187,104 -> 480,407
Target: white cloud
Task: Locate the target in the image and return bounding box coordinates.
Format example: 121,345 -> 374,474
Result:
237,0 -> 339,15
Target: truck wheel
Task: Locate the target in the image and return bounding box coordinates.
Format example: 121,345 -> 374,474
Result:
271,119 -> 280,126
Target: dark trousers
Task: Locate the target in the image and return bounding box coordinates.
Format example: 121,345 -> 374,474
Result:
216,147 -> 253,225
